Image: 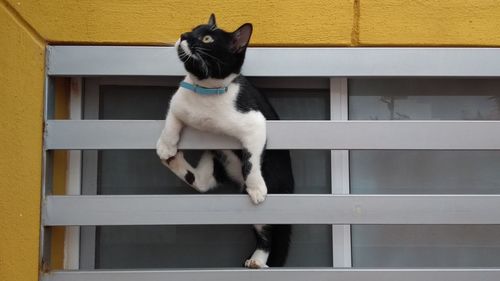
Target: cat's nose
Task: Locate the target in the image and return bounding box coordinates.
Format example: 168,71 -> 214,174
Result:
180,33 -> 188,41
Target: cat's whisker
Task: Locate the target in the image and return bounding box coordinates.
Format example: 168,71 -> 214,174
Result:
191,47 -> 225,76
198,52 -> 225,65
197,55 -> 209,77
187,52 -> 197,62
196,49 -> 223,61
196,49 -> 226,67
178,49 -> 196,63
196,49 -> 220,59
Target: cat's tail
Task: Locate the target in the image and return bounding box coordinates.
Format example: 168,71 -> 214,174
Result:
267,224 -> 292,267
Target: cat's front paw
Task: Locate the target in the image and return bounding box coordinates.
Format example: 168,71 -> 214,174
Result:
156,139 -> 177,161
246,184 -> 267,205
245,259 -> 269,269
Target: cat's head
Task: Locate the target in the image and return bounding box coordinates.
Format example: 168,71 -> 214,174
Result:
175,14 -> 252,81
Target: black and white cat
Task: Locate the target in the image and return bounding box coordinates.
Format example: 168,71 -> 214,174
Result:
156,14 -> 294,268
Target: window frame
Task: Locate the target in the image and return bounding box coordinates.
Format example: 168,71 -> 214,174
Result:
76,76 -> 345,269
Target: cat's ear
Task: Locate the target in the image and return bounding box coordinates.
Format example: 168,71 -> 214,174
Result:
231,23 -> 253,53
208,13 -> 217,27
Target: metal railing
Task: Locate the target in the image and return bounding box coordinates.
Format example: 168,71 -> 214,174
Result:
41,46 -> 500,281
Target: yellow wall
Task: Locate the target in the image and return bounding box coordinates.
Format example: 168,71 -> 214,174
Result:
2,0 -> 500,280
4,0 -> 355,46
359,0 -> 500,46
6,0 -> 500,46
0,1 -> 45,281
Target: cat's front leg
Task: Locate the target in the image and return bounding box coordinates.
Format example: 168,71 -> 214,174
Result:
156,111 -> 183,161
239,115 -> 268,205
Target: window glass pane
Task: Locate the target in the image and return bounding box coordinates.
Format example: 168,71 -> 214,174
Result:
96,225 -> 332,269
350,150 -> 500,194
99,85 -> 177,120
352,225 -> 500,267
265,88 -> 330,120
349,79 -> 500,121
349,78 -> 500,267
84,78 -> 332,268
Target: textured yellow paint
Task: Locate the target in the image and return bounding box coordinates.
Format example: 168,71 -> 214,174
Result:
359,0 -> 500,46
0,1 -> 45,281
7,0 -> 353,46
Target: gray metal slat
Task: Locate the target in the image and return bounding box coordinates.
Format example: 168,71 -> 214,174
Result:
42,268 -> 500,281
43,194 -> 500,226
47,46 -> 500,77
45,120 -> 500,150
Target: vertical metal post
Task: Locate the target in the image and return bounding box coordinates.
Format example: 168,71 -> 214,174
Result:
64,78 -> 83,269
330,78 -> 352,267
79,78 -> 100,269
41,74 -> 55,272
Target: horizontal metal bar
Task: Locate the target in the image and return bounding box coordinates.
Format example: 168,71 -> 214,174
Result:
47,46 -> 500,77
45,120 -> 500,150
43,195 -> 500,226
42,268 -> 500,281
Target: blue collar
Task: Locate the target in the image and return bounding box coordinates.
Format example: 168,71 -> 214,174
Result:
179,81 -> 228,95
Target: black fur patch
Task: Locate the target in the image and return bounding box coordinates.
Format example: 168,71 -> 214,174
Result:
241,149 -> 252,180
254,225 -> 272,250
234,76 -> 281,118
184,171 -> 195,185
267,224 -> 292,267
212,151 -> 228,183
234,76 -> 259,113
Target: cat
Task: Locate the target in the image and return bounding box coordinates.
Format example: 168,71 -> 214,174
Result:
156,14 -> 294,269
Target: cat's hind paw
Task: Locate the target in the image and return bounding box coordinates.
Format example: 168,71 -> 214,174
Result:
246,185 -> 267,205
156,139 -> 177,161
245,259 -> 269,269
161,151 -> 183,169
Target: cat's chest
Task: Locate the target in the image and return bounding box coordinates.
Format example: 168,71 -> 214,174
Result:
170,85 -> 241,131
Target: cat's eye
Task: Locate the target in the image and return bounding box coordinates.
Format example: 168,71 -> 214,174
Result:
202,35 -> 214,43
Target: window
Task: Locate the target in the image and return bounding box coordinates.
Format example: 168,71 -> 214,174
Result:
80,77 -> 332,269
349,78 -> 500,267
42,46 -> 500,280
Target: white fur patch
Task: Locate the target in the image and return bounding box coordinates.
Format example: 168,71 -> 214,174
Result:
179,40 -> 192,56
169,77 -> 264,138
158,74 -> 268,204
245,249 -> 269,269
161,151 -> 217,193
253,224 -> 265,233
